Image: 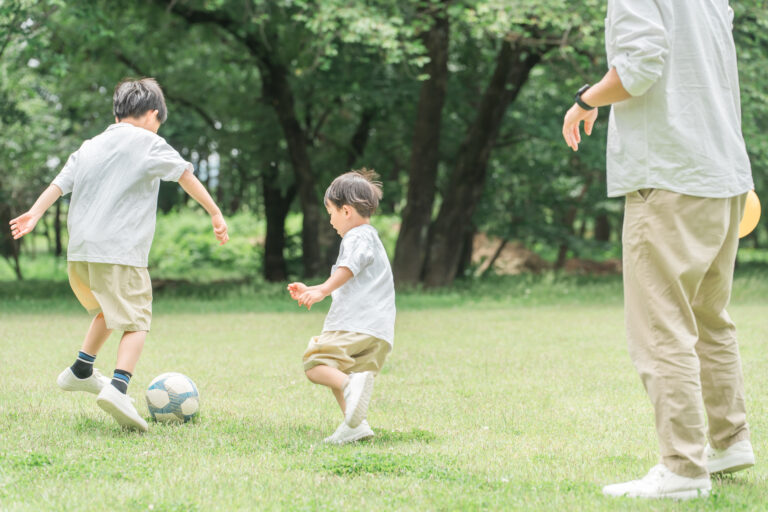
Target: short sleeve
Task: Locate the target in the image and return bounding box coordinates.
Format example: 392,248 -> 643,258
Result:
335,232 -> 374,276
51,148 -> 80,195
146,136 -> 193,182
609,0 -> 669,97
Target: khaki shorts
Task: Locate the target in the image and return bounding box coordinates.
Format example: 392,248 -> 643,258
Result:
303,331 -> 391,374
68,261 -> 152,332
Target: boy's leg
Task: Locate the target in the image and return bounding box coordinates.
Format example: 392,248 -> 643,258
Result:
107,330 -> 147,393
303,333 -> 384,428
96,330 -> 149,432
80,312 -> 113,356
305,364 -> 349,412
115,330 -> 146,375
58,313 -> 113,394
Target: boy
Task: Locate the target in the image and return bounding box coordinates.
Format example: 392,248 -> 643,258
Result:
288,169 -> 395,445
9,78 -> 228,431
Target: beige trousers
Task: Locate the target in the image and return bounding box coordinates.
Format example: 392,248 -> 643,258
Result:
622,189 -> 750,478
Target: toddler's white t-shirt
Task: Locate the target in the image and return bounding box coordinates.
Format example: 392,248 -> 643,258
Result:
52,123 -> 192,267
323,224 -> 396,346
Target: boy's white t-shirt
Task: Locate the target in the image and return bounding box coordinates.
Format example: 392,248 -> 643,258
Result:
323,224 -> 396,346
52,123 -> 192,268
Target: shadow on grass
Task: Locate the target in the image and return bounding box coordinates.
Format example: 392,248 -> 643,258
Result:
72,414 -> 150,437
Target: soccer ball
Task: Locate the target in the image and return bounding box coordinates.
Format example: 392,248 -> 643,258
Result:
146,372 -> 200,422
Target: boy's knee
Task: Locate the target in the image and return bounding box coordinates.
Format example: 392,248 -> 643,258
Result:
305,366 -> 320,382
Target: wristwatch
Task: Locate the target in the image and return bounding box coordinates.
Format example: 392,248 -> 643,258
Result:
575,84 -> 595,110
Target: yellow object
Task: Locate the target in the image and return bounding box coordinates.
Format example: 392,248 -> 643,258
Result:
739,190 -> 761,238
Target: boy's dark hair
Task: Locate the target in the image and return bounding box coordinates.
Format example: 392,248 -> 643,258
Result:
113,78 -> 168,123
324,169 -> 383,218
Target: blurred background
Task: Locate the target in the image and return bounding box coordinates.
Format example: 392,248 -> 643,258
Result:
1,0 -> 766,288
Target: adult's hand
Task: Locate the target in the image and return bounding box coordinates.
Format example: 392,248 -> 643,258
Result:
562,104 -> 599,151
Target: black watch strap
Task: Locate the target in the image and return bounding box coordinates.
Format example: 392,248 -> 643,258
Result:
575,84 -> 595,110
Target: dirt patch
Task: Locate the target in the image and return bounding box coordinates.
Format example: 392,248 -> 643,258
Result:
471,234 -> 549,275
472,233 -> 621,275
563,257 -> 622,275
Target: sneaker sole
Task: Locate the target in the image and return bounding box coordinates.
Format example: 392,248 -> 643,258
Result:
709,461 -> 755,475
661,488 -> 710,500
57,370 -> 109,394
96,396 -> 148,432
604,488 -> 710,500
345,373 -> 374,429
58,382 -> 102,394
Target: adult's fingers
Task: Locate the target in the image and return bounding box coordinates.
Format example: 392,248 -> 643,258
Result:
584,117 -> 594,136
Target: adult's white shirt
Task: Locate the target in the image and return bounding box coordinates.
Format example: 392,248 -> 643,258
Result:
605,0 -> 753,198
52,123 -> 192,267
323,224 -> 396,346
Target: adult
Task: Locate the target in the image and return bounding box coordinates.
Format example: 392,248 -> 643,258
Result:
561,0 -> 755,500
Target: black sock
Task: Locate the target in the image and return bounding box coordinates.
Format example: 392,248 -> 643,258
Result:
70,351 -> 95,379
111,369 -> 132,394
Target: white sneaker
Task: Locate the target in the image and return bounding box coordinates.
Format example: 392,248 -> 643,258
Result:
707,440 -> 755,474
603,464 -> 711,500
96,384 -> 148,432
343,371 -> 374,428
57,367 -> 110,395
323,420 -> 374,445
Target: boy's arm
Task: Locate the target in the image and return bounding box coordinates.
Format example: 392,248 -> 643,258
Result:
9,184 -> 63,240
297,266 -> 353,310
178,169 -> 229,245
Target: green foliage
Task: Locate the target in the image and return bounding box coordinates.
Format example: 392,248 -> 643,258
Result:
150,211 -> 264,281
2,0 -> 767,280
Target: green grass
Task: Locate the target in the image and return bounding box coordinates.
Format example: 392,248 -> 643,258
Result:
1,276 -> 767,510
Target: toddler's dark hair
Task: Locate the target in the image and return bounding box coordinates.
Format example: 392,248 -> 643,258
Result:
113,77 -> 168,123
324,169 -> 383,218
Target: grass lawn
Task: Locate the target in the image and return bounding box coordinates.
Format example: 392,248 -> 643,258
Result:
1,275 -> 766,511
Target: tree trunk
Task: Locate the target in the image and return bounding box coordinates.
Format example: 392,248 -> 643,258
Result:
258,59 -> 323,277
455,227 -> 475,278
554,209 -> 576,270
594,214 -> 610,242
422,42 -> 545,287
346,108 -> 375,168
158,1 -> 324,277
0,204 -> 23,280
262,164 -> 296,282
54,200 -> 63,257
393,7 -> 450,286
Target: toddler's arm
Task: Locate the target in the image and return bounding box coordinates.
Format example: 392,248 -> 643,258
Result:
295,266 -> 353,310
287,282 -> 310,300
9,184 -> 63,239
178,170 -> 229,245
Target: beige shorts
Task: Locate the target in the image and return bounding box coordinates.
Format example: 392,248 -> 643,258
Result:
68,261 -> 152,332
303,331 -> 391,374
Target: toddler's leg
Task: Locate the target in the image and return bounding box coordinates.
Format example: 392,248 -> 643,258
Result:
305,365 -> 349,413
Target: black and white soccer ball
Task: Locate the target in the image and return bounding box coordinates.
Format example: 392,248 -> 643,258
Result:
146,372 -> 200,422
